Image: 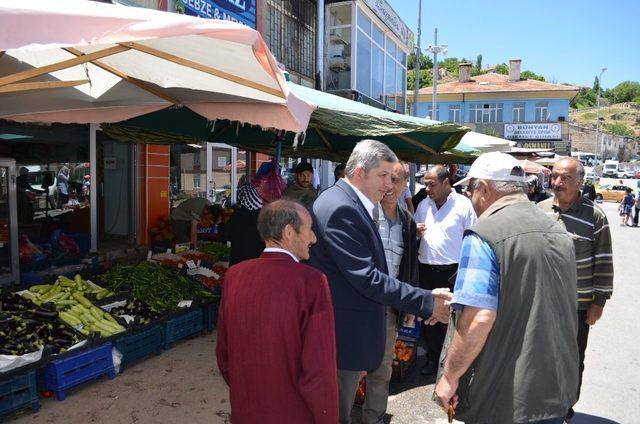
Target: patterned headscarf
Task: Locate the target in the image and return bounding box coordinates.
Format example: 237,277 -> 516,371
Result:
237,183 -> 263,211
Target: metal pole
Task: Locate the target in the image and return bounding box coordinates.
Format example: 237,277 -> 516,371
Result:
316,0 -> 325,91
89,123 -> 98,253
410,0 -> 422,194
432,28 -> 438,120
595,68 -> 607,165
231,147 -> 238,204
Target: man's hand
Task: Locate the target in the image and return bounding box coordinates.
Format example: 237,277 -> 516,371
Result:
585,304 -> 604,325
416,223 -> 426,239
426,288 -> 451,325
434,374 -> 459,411
402,314 -> 415,327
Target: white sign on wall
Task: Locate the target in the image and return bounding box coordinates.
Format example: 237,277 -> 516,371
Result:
362,0 -> 410,47
504,123 -> 561,140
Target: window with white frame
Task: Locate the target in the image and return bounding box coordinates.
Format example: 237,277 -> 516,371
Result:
512,103 -> 525,122
535,102 -> 549,122
426,105 -> 440,120
352,5 -> 408,112
325,3 -> 352,91
449,105 -> 461,122
193,174 -> 201,190
470,103 -> 503,123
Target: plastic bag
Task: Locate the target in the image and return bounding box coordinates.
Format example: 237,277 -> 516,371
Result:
18,234 -> 45,264
59,232 -> 80,257
252,160 -> 286,203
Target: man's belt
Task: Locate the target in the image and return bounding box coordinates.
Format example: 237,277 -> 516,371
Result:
421,263 -> 458,272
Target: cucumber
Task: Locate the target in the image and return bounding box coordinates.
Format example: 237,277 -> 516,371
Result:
72,293 -> 93,308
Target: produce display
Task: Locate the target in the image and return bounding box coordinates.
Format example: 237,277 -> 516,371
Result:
23,275 -> 113,307
99,262 -> 214,311
22,276 -> 124,337
393,340 -> 414,362
0,292 -> 83,356
197,242 -> 230,261
191,264 -> 227,291
104,298 -> 163,326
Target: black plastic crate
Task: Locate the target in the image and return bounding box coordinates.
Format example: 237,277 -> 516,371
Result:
0,370 -> 39,418
113,324 -> 163,370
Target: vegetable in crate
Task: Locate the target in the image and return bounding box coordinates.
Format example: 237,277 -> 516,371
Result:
99,262 -> 214,311
107,299 -> 163,326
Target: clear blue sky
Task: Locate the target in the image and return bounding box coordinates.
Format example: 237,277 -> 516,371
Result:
386,0 -> 638,89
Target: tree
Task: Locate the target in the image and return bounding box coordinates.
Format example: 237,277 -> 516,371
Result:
494,63 -> 509,75
520,70 -> 545,81
439,57 -> 461,75
593,76 -> 600,93
606,81 -> 640,104
407,69 -> 433,90
571,87 -> 597,109
475,54 -> 483,72
407,52 -> 433,70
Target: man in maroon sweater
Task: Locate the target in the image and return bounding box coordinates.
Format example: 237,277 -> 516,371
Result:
216,200 -> 338,423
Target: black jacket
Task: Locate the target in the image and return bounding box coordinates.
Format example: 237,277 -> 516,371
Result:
396,205 -> 419,287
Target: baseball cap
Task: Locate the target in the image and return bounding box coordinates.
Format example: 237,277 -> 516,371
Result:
454,152 -> 525,187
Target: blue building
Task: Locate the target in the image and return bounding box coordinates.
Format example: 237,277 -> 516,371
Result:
409,60 -> 580,155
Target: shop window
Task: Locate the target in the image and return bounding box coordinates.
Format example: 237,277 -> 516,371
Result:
265,0 -> 317,79
372,44 -> 384,103
535,102 -> 549,122
386,36 -> 397,58
326,27 -> 352,90
396,63 -> 406,113
372,24 -> 384,47
385,53 -> 396,110
357,7 -> 371,35
356,28 -> 372,96
513,103 -> 525,122
327,3 -> 351,26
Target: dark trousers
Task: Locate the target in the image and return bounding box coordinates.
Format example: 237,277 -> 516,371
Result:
576,309 -> 590,403
418,263 -> 458,361
634,207 -> 640,226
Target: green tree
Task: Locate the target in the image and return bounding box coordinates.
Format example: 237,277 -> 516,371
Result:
520,70 -> 545,81
606,81 -> 640,104
407,52 -> 433,70
593,76 -> 600,93
407,69 -> 433,90
438,57 -> 461,75
494,63 -> 509,75
571,87 -> 597,109
475,54 -> 483,72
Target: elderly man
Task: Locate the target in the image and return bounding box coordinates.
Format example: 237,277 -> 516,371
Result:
309,140 -> 451,424
539,157 -> 613,421
414,165 -> 477,375
216,200 -> 338,423
362,162 -> 420,424
283,161 -> 317,210
434,152 -> 579,424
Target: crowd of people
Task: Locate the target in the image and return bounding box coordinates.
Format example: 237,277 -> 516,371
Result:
214,140 -> 614,424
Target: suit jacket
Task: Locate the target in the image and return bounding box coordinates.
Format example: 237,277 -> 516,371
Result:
396,205 -> 419,286
216,252 -> 338,424
309,179 -> 434,371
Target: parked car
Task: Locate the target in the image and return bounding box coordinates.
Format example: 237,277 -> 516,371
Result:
617,169 -> 634,179
595,184 -> 631,202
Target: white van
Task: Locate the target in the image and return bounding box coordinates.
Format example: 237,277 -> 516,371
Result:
603,160 -> 620,178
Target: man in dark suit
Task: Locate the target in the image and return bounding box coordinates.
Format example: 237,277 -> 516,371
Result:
216,200 -> 338,423
309,139 -> 451,423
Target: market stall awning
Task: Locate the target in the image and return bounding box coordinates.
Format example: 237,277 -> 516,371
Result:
459,131 -> 515,153
0,0 -> 314,132
102,82 -> 470,163
521,159 -> 551,174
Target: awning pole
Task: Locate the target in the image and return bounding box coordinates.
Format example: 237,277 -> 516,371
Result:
90,123 -> 98,253
275,140 -> 282,168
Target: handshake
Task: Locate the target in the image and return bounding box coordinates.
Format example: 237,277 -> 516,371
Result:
425,288 -> 452,326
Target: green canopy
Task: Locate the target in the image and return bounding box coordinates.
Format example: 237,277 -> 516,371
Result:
102,82 -> 472,163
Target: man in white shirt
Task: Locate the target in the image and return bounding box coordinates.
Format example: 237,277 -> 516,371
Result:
414,164 -> 477,375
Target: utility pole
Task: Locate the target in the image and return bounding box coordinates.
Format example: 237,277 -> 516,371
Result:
427,28 -> 448,120
595,67 -> 607,165
410,0 -> 423,195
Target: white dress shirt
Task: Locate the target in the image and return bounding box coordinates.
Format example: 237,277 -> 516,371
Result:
263,247 -> 299,262
344,179 -> 375,220
414,191 -> 477,265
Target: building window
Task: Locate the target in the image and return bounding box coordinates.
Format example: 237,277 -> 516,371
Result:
449,105 -> 461,122
512,103 -> 525,122
426,105 -> 440,120
193,174 -> 201,190
470,103 -> 503,123
535,102 -> 549,122
326,4 -> 352,90
266,0 -> 317,79
353,6 -> 407,112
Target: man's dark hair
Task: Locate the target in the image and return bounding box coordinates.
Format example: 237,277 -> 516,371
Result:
429,164 -> 451,184
257,200 -> 304,242
207,204 -> 223,221
334,163 -> 346,180
294,162 -> 314,174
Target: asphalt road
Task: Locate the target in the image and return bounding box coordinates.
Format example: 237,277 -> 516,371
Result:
366,200 -> 638,424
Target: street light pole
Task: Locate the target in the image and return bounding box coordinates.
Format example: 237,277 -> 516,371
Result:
595,67 -> 607,165
427,29 -> 448,120
410,0 -> 422,195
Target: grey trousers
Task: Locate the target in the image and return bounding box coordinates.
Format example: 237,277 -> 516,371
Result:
338,369 -> 363,424
361,309 -> 398,424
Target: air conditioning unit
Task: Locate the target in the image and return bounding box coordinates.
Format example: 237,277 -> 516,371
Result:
558,116 -> 566,122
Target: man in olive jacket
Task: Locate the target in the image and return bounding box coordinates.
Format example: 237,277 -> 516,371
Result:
434,152 -> 578,424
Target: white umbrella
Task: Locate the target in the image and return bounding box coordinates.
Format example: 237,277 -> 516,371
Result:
0,0 -> 314,132
459,131 -> 515,153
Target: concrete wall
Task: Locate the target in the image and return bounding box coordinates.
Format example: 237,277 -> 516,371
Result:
569,123 -> 639,161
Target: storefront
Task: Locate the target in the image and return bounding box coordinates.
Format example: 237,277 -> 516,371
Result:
325,0 -> 411,113
176,0 -> 256,27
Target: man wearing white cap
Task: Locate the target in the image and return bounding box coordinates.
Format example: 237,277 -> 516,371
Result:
434,152 -> 579,424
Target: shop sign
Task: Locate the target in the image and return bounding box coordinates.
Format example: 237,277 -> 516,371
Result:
515,141 -> 556,150
362,0 -> 410,47
179,0 -> 255,28
504,123 -> 561,140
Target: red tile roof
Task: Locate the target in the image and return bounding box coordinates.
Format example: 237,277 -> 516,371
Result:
416,73 -> 580,95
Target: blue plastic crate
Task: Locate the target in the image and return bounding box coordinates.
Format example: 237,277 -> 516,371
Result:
397,323 -> 421,341
37,343 -> 115,401
163,308 -> 203,349
202,302 -> 219,332
0,370 -> 39,418
113,325 -> 163,370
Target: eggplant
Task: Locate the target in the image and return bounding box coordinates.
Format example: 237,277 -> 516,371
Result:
34,309 -> 59,319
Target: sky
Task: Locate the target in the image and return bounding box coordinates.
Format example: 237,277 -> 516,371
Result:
386,0 -> 639,89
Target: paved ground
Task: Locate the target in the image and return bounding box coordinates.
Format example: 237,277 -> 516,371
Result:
7,200 -> 637,424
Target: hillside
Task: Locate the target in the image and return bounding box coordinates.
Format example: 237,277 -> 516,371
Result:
569,103 -> 640,139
